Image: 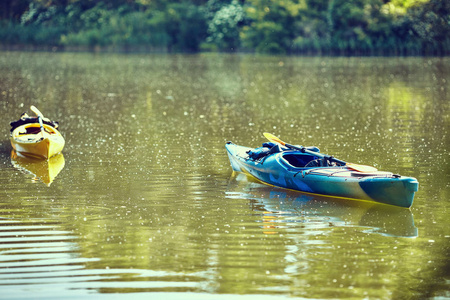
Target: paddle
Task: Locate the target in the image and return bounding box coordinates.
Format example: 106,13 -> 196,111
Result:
31,106 -> 47,138
37,116 -> 45,138
31,105 -> 44,119
263,132 -> 377,172
30,105 -> 59,131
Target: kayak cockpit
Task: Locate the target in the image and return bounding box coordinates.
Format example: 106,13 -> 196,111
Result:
281,152 -> 344,168
281,153 -> 318,168
15,123 -> 58,136
245,142 -> 343,168
282,153 -> 320,168
247,142 -> 321,160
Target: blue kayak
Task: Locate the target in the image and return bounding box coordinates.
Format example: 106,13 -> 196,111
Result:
225,141 -> 418,208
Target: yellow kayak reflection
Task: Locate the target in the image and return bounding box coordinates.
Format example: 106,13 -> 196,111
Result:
227,172 -> 418,238
11,150 -> 65,186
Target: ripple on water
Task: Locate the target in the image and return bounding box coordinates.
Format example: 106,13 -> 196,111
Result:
0,217 -> 210,293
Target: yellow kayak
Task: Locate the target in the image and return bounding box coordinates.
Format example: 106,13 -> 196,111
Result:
10,106 -> 65,159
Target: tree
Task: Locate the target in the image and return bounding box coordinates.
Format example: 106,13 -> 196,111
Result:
164,3 -> 208,52
207,0 -> 244,51
408,0 -> 450,54
241,0 -> 307,54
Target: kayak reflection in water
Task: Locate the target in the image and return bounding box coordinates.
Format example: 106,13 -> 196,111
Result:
226,172 -> 418,238
11,150 -> 65,186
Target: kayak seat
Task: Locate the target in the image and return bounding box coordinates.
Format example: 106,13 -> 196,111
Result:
25,127 -> 42,135
17,126 -> 42,135
282,153 -> 319,168
305,159 -> 332,167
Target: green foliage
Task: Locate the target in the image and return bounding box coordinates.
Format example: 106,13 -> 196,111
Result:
163,3 -> 207,52
241,0 -> 305,54
0,0 -> 448,55
290,0 -> 450,55
407,0 -> 450,54
60,5 -> 171,48
207,0 -> 244,51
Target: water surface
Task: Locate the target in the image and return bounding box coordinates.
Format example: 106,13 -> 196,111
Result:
0,52 -> 448,299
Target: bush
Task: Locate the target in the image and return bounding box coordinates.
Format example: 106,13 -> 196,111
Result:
0,0 -> 448,55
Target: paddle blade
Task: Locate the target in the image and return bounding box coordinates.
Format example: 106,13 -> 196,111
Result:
346,163 -> 378,172
31,105 -> 44,118
263,132 -> 286,146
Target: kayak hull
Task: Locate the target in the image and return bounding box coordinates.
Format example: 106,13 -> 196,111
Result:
11,123 -> 65,159
226,142 -> 418,208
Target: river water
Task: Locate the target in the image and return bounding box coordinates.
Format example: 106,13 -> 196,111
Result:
0,52 -> 448,299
